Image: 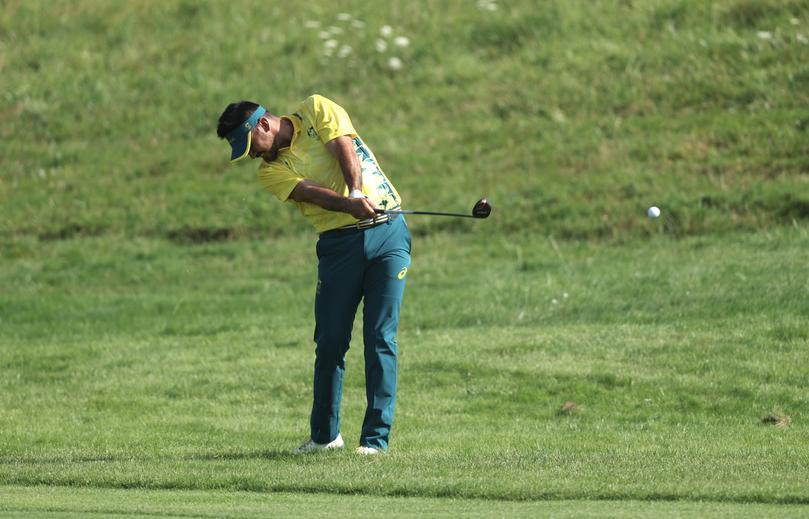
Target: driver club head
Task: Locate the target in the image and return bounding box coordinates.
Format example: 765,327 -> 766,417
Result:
472,198 -> 492,219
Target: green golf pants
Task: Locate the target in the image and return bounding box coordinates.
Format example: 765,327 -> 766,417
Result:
311,215 -> 411,451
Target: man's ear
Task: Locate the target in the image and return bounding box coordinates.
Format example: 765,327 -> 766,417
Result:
258,116 -> 271,131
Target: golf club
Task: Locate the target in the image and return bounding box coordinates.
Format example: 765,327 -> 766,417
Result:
375,198 -> 492,219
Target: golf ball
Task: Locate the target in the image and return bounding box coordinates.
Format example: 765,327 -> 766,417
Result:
647,206 -> 661,219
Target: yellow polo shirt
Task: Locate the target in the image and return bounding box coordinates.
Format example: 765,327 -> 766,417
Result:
257,95 -> 402,233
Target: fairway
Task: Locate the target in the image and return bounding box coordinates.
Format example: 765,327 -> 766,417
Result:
2,487 -> 809,519
2,0 -> 809,515
2,230 -> 808,514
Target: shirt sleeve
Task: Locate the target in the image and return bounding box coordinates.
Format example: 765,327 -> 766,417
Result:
304,94 -> 357,143
257,161 -> 302,202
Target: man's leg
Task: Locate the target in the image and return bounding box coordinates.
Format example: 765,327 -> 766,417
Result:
311,232 -> 364,444
360,218 -> 411,451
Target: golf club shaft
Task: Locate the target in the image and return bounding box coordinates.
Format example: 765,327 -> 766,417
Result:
376,209 -> 476,218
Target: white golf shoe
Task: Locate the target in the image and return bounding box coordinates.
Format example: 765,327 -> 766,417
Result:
291,434 -> 345,454
355,446 -> 381,455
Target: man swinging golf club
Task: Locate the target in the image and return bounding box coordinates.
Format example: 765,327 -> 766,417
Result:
217,94 -> 410,455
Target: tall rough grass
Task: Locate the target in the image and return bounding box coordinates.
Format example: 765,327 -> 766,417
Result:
1,0 -> 808,242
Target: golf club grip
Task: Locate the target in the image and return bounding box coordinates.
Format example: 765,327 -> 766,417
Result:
375,209 -> 411,215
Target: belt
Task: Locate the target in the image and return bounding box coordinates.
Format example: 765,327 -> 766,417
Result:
321,214 -> 393,237
340,214 -> 390,230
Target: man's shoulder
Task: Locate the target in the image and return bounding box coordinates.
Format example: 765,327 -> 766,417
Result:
304,93 -> 330,105
299,94 -> 343,115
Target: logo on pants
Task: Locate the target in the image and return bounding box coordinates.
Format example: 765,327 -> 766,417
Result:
397,267 -> 408,280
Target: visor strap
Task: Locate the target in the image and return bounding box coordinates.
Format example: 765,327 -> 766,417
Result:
227,105 -> 267,142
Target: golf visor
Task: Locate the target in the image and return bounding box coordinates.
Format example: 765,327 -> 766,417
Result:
226,105 -> 267,163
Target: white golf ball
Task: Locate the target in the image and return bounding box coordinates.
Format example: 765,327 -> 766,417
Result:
647,206 -> 661,219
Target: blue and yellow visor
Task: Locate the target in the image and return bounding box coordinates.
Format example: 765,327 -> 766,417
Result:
226,106 -> 267,163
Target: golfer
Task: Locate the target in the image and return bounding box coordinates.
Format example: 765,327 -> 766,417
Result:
217,95 -> 411,455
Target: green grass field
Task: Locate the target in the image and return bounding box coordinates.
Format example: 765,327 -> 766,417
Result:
2,230 -> 808,516
2,0 -> 809,516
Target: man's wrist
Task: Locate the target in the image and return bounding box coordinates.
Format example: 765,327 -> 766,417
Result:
338,196 -> 354,214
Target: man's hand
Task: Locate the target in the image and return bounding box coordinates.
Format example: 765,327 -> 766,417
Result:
345,197 -> 379,220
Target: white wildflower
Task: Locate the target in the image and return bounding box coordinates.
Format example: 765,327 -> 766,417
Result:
338,45 -> 352,58
329,26 -> 344,35
563,292 -> 569,299
394,35 -> 410,47
477,0 -> 497,10
388,56 -> 403,70
756,31 -> 772,40
324,39 -> 339,49
351,20 -> 366,29
551,298 -> 559,305
337,13 -> 351,21
380,25 -> 393,38
790,18 -> 800,26
797,34 -> 808,44
304,20 -> 320,29
318,31 -> 331,39
375,38 -> 388,52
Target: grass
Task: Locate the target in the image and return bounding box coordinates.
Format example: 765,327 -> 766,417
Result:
1,0 -> 808,240
2,487 -> 809,519
2,228 -> 809,513
2,0 -> 809,514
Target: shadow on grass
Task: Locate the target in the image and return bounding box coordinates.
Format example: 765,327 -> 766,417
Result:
186,450 -> 294,462
0,449 -> 296,465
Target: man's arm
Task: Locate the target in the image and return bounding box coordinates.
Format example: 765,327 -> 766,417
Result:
289,180 -> 377,220
325,135 -> 363,194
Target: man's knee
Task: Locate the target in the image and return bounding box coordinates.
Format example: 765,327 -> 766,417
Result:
315,329 -> 352,362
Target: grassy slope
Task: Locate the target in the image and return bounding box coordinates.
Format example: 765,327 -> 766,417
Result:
1,0 -> 808,240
